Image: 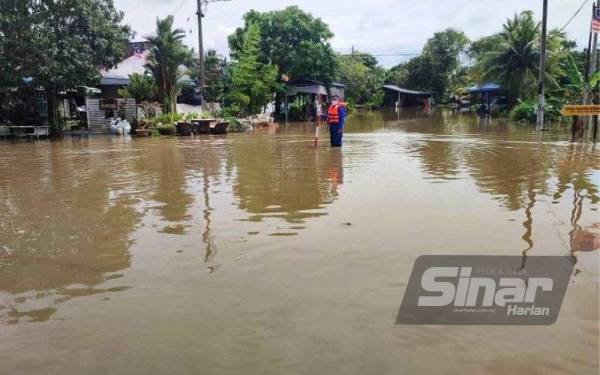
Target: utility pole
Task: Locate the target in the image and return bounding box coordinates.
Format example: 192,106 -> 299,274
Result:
582,2 -> 598,135
536,0 -> 549,131
196,0 -> 231,110
583,5 -> 594,103
196,0 -> 205,110
590,3 -> 599,135
585,3 -> 599,103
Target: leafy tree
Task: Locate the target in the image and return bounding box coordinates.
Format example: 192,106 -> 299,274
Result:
144,16 -> 193,114
227,23 -> 278,116
0,2 -> 36,87
228,6 -> 337,116
469,35 -> 503,61
559,53 -> 583,102
204,50 -> 227,103
423,29 -> 470,101
385,64 -> 409,87
386,29 -> 469,102
118,73 -> 156,102
478,11 -> 566,102
559,51 -> 600,104
0,0 -> 131,132
188,49 -> 228,103
465,34 -> 504,85
403,55 -> 435,92
388,55 -> 436,95
338,52 -> 385,106
569,50 -> 586,76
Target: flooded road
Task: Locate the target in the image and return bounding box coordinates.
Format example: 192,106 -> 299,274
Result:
1,110 -> 598,374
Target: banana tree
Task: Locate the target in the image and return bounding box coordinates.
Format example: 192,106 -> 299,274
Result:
562,53 -> 600,102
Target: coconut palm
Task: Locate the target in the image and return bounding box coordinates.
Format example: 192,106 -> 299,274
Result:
144,16 -> 192,114
479,11 -> 565,103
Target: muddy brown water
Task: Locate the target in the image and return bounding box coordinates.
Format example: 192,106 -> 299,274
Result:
0,110 -> 598,374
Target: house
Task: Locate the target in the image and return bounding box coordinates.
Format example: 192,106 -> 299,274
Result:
285,78 -> 345,121
383,85 -> 433,108
100,42 -> 150,99
286,78 -> 345,100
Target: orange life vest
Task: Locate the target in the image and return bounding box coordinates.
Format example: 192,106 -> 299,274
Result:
327,102 -> 345,124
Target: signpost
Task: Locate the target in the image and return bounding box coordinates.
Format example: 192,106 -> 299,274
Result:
560,105 -> 600,116
561,105 -> 600,141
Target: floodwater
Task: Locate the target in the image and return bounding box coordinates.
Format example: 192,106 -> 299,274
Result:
0,110 -> 598,374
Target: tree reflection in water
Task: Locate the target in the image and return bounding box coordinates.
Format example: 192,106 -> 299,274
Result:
389,112 -> 599,265
0,140 -> 141,324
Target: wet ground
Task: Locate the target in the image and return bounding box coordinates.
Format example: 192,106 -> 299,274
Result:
0,110 -> 598,374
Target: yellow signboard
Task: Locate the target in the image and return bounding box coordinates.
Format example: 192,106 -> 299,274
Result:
561,105 -> 600,116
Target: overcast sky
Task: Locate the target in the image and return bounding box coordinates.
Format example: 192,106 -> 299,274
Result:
114,0 -> 591,68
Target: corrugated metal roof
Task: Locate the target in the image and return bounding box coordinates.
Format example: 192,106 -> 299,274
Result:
102,51 -> 149,78
100,77 -> 130,86
288,78 -> 345,88
467,82 -> 502,93
100,51 -> 149,86
383,85 -> 432,96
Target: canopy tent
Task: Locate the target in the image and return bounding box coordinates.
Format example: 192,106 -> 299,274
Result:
466,83 -> 507,115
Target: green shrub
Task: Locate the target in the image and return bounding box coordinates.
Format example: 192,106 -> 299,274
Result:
157,124 -> 176,135
226,117 -> 246,132
199,111 -> 217,119
509,99 -> 561,123
219,106 -> 239,119
150,112 -> 185,126
184,112 -> 199,121
510,101 -> 536,122
344,101 -> 356,114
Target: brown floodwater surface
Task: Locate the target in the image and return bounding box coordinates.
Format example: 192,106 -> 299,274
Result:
0,110 -> 598,374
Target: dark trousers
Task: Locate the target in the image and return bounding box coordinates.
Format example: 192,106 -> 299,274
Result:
329,123 -> 343,147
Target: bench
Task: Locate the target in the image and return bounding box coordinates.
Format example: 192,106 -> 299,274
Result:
191,119 -> 215,134
7,126 -> 50,139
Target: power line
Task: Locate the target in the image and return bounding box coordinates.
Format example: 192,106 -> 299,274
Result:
173,0 -> 189,14
370,54 -> 419,57
196,0 -> 232,109
560,0 -> 591,32
341,53 -> 419,57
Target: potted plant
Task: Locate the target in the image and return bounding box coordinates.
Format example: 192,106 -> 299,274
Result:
134,119 -> 151,137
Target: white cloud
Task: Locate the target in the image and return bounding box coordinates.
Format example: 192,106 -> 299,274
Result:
114,0 -> 591,67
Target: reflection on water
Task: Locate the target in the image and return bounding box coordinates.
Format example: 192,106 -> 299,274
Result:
379,110 -> 599,268
0,140 -> 141,324
0,109 -> 598,373
230,134 -> 345,224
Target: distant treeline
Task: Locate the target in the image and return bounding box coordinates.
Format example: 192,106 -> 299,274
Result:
1,3 -> 593,126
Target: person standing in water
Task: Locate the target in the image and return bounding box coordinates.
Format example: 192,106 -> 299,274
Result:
326,95 -> 346,147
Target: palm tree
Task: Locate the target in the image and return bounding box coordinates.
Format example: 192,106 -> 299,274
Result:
118,73 -> 156,102
479,11 -> 565,103
144,16 -> 192,114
